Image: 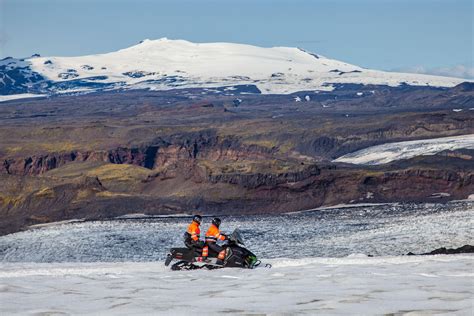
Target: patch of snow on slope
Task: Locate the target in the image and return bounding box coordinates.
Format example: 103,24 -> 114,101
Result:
334,134 -> 474,165
0,93 -> 46,102
0,255 -> 472,315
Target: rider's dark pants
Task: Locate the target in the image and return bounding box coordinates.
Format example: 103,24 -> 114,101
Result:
207,242 -> 225,255
185,240 -> 204,250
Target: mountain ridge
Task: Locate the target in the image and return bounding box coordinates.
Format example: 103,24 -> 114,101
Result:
0,38 -> 469,101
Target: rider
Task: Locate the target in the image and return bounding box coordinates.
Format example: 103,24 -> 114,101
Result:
184,215 -> 205,249
204,217 -> 228,264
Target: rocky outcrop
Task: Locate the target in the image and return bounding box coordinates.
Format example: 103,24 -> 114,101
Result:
1,131 -> 275,176
2,151 -> 108,175
0,176 -> 106,235
362,169 -> 472,185
206,165 -> 321,189
407,245 -> 474,256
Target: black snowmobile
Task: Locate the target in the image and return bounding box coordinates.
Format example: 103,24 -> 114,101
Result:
165,229 -> 261,270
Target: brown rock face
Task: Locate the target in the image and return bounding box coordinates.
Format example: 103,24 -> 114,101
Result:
1,131 -> 274,176
206,165 -> 321,189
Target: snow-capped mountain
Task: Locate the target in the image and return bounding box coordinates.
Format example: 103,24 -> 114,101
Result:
0,38 -> 468,100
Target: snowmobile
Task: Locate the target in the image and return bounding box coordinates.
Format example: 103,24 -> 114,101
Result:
164,229 -> 262,270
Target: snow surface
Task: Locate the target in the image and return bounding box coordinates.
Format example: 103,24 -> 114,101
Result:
1,202 -> 472,314
1,202 -> 472,262
2,38 -> 468,100
285,202 -> 393,215
334,134 -> 474,165
0,255 -> 472,315
0,93 -> 46,102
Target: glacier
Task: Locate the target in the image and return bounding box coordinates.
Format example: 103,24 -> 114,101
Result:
334,134 -> 474,165
1,202 -> 472,262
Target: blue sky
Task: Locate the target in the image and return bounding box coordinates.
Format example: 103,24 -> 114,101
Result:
1,0 -> 472,78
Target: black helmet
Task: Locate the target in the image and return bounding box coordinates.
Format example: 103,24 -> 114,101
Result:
192,214 -> 202,224
212,217 -> 221,228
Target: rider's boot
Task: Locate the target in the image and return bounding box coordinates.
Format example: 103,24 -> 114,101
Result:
165,254 -> 173,266
201,245 -> 210,262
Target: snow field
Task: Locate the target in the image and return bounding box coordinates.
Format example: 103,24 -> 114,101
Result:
1,202 -> 472,314
0,93 -> 46,102
334,134 -> 474,165
0,255 -> 472,315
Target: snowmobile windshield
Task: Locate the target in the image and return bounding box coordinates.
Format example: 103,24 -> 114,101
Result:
230,229 -> 245,245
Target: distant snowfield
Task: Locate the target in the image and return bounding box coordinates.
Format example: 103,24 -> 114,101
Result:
334,134 -> 474,165
0,255 -> 472,315
0,93 -> 46,102
1,38 -> 468,101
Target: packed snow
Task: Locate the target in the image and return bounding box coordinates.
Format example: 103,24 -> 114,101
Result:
1,255 -> 472,315
334,134 -> 474,165
1,38 -> 468,101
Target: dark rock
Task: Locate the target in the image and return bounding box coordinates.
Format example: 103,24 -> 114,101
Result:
0,61 -> 46,94
452,82 -> 474,92
122,71 -> 156,78
407,245 -> 474,256
328,69 -> 362,76
207,165 -> 321,189
81,176 -> 104,191
424,245 -> 474,255
233,99 -> 242,106
58,71 -> 79,79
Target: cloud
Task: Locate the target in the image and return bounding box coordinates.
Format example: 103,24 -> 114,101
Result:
392,64 -> 474,80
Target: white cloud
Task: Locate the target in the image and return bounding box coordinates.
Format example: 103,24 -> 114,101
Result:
392,64 -> 474,80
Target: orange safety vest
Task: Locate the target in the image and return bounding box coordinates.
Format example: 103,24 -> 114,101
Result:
205,224 -> 226,243
187,221 -> 200,241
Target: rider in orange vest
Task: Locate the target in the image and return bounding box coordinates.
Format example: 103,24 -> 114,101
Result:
184,215 -> 204,249
203,217 -> 228,264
